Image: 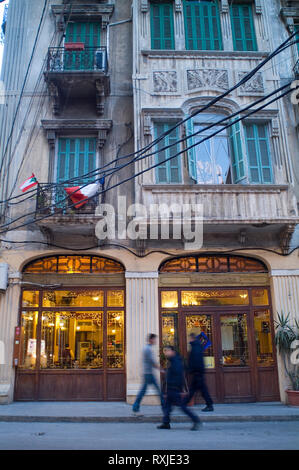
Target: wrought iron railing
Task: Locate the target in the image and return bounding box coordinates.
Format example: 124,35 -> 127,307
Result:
46,46 -> 108,73
36,183 -> 98,217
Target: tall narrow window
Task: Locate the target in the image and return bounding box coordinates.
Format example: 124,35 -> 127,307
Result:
65,22 -> 101,70
186,115 -> 230,184
57,138 -> 97,184
230,3 -> 257,51
184,0 -> 222,51
295,24 -> 299,54
155,123 -> 181,183
150,2 -> 175,50
229,119 -> 246,183
244,123 -> 273,184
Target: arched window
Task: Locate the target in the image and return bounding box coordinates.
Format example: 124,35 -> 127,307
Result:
23,255 -> 125,274
159,254 -> 267,273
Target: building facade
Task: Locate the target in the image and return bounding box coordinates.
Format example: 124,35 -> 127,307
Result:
0,0 -> 299,404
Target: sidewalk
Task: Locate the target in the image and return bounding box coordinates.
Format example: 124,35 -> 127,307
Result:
0,401 -> 299,423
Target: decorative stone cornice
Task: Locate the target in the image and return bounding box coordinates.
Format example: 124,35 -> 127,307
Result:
51,4 -> 114,30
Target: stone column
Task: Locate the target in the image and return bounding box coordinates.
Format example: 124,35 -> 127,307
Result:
125,271 -> 160,404
270,270 -> 299,403
0,271 -> 22,404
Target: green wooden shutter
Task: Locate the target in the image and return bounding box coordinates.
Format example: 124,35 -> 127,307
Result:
184,0 -> 222,51
244,124 -> 273,184
65,22 -> 101,70
295,24 -> 299,54
186,118 -> 197,181
150,3 -> 175,50
57,138 -> 97,184
155,123 -> 181,183
230,4 -> 257,51
229,119 -> 245,183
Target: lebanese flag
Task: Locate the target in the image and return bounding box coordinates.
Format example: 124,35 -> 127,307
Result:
20,174 -> 38,193
64,183 -> 99,209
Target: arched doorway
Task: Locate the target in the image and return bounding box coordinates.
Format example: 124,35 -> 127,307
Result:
15,255 -> 126,401
159,254 -> 280,403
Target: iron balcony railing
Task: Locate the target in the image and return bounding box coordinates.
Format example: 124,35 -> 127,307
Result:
36,183 -> 98,217
46,46 -> 108,73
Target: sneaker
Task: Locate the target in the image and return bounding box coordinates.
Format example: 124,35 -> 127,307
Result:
132,410 -> 143,416
201,405 -> 214,412
157,423 -> 171,429
190,421 -> 201,431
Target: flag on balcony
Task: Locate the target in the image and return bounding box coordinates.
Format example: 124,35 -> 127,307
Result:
64,183 -> 99,209
20,174 -> 38,193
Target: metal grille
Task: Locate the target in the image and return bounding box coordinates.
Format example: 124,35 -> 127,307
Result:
160,255 -> 267,273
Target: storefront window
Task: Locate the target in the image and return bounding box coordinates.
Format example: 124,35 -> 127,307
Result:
107,290 -> 125,307
186,315 -> 214,369
220,314 -> 249,366
42,290 -> 104,308
181,289 -> 249,306
22,291 -> 39,307
41,311 -> 103,369
254,310 -> 274,367
161,291 -> 178,308
19,311 -> 38,369
252,288 -> 269,306
107,311 -> 124,368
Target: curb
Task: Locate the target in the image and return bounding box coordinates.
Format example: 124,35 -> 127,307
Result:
1,414 -> 299,423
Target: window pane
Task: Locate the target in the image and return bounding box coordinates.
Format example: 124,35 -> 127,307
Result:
19,311 -> 38,369
252,288 -> 269,306
41,311 -> 103,369
42,290 -> 104,308
186,315 -> 214,369
162,312 -> 179,367
161,291 -> 178,308
107,290 -> 124,307
220,314 -> 249,366
107,311 -> 124,368
22,291 -> 39,307
254,310 -> 274,366
181,290 -> 249,306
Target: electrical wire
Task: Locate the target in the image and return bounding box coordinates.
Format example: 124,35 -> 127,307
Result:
1,30 -> 298,207
0,83 -> 297,234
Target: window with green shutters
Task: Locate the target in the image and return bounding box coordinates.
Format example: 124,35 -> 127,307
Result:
155,123 -> 181,183
183,0 -> 223,51
244,123 -> 273,184
65,22 -> 101,70
150,2 -> 175,50
229,119 -> 246,183
230,3 -> 257,51
57,138 -> 97,184
295,24 -> 299,54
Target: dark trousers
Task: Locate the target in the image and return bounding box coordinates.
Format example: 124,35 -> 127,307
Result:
163,389 -> 199,424
187,373 -> 213,407
133,373 -> 164,411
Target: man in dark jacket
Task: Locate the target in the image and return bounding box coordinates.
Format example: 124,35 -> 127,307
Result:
157,346 -> 200,431
186,333 -> 214,412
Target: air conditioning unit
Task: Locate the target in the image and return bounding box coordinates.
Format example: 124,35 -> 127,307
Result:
0,263 -> 8,293
95,50 -> 106,71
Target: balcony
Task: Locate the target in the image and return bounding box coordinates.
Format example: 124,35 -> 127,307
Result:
141,184 -> 299,252
44,46 -> 110,115
35,183 -> 102,236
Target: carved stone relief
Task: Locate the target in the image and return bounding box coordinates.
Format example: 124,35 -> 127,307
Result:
238,72 -> 264,95
187,69 -> 229,91
153,71 -> 178,93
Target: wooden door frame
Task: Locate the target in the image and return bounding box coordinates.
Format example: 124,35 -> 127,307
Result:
15,286 -> 126,401
159,286 -> 279,403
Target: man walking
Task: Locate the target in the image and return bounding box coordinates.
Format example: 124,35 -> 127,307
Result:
186,333 -> 214,412
157,346 -> 200,431
132,334 -> 164,414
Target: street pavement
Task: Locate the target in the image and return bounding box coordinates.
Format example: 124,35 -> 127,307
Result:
0,421 -> 298,450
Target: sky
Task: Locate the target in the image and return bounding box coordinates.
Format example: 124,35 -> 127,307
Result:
0,0 -> 9,73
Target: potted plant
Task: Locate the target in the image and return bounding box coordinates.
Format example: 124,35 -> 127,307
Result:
275,313 -> 299,406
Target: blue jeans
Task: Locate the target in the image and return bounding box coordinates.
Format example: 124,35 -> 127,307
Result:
163,390 -> 200,425
133,373 -> 164,412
